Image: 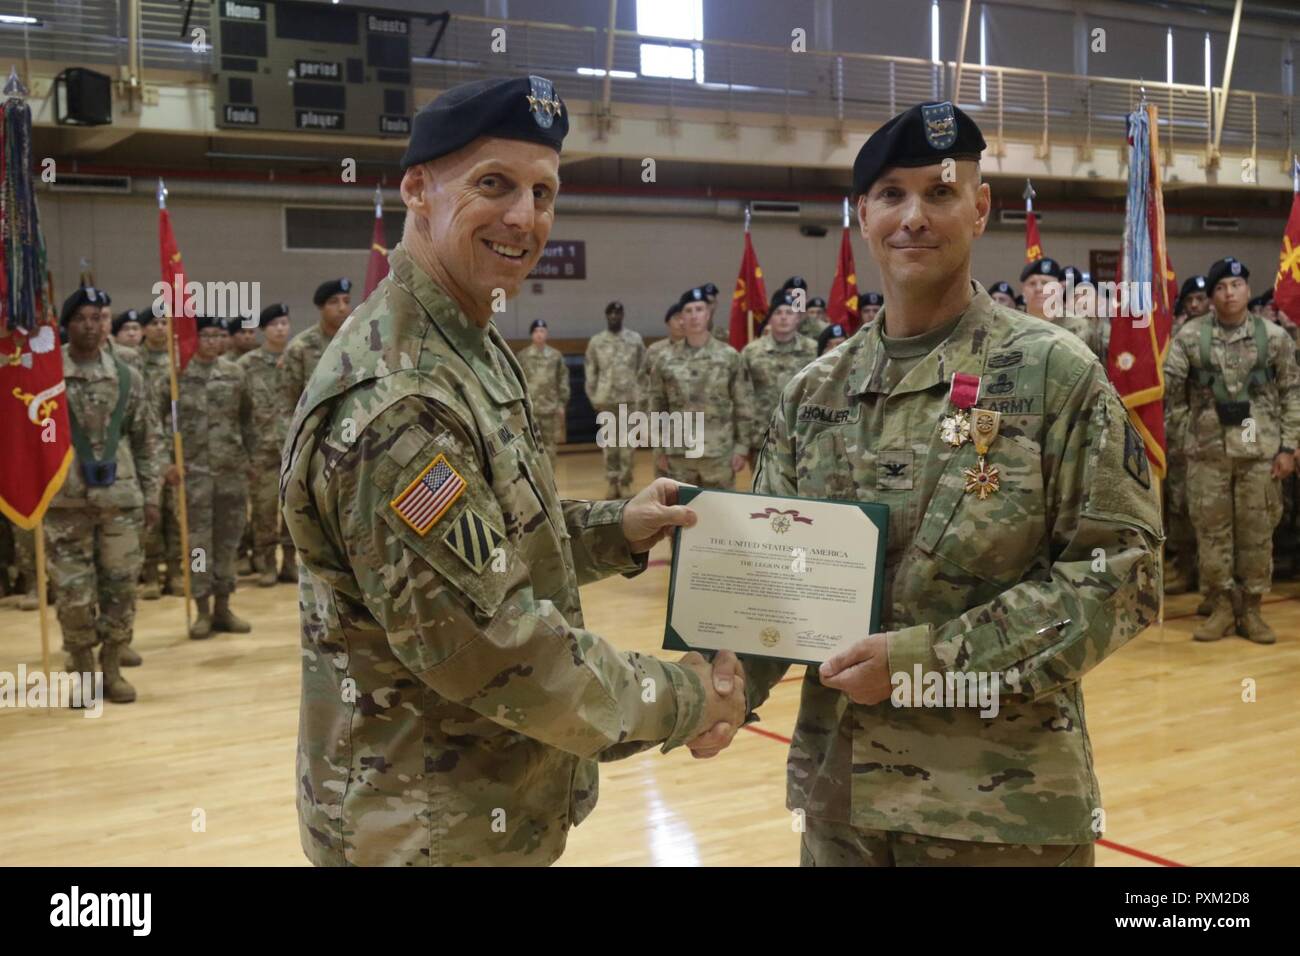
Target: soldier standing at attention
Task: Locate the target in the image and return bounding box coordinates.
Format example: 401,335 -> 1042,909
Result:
816,322 -> 848,356
237,304 -> 294,587
48,287 -> 163,704
1164,257 -> 1300,643
175,316 -> 258,638
860,291 -> 884,324
1165,275 -> 1211,598
112,309 -> 143,348
642,301 -> 686,478
987,281 -> 1016,309
698,282 -> 727,343
798,295 -> 830,339
1021,257 -> 1092,345
741,289 -> 817,463
137,306 -> 182,598
735,101 -> 1162,866
280,76 -> 743,867
515,318 -> 569,469
283,277 -> 353,413
648,286 -> 753,489
584,299 -> 644,498
229,318 -> 259,359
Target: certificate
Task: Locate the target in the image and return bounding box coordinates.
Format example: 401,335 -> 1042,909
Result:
663,488 -> 888,666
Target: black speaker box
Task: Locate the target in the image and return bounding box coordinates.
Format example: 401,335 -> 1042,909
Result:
54,68 -> 113,126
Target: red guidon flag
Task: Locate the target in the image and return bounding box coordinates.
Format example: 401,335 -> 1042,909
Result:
0,321 -> 73,528
1107,102 -> 1173,480
159,203 -> 197,370
827,224 -> 860,333
363,191 -> 390,298
1273,183 -> 1300,322
728,228 -> 768,350
1025,208 -> 1043,263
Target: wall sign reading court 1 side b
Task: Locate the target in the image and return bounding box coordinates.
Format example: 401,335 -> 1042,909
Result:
212,0 -> 411,138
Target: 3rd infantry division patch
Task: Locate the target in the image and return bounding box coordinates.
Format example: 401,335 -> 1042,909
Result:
444,507 -> 506,574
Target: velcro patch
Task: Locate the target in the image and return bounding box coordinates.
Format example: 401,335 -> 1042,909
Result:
443,508 -> 506,574
389,454 -> 466,535
1123,420 -> 1151,489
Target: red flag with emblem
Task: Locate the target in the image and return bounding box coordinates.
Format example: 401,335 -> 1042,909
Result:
827,221 -> 860,334
1273,184 -> 1300,322
364,188 -> 390,298
1107,102 -> 1172,479
159,204 -> 197,370
0,321 -> 72,528
729,224 -> 768,350
1025,209 -> 1043,263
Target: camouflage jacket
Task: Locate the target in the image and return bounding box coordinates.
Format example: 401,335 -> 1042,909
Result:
237,346 -> 291,461
515,342 -> 570,422
638,336 -> 675,395
647,336 -> 754,460
583,328 -> 644,410
174,356 -> 256,477
746,284 -> 1163,845
51,346 -> 163,511
1164,313 -> 1300,461
741,333 -> 817,452
283,323 -> 335,414
280,245 -> 709,867
798,314 -> 830,339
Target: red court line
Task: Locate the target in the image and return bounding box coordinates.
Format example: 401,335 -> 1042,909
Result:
739,725 -> 1184,867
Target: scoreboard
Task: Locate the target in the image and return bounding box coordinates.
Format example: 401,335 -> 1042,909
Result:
212,0 -> 412,137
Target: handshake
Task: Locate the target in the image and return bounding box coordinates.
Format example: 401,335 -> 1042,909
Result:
677,650 -> 746,759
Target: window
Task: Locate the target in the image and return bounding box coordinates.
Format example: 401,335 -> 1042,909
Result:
636,0 -> 703,83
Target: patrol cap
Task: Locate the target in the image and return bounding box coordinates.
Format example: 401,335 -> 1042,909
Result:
664,301 -> 683,322
529,318 -> 547,332
1020,257 -> 1064,282
808,296 -> 826,309
605,300 -> 624,314
111,309 -> 141,335
1207,257 -> 1249,293
259,303 -> 290,327
679,287 -> 708,305
816,322 -> 848,356
852,101 -> 985,198
861,291 -> 884,307
400,75 -> 568,170
781,276 -> 808,291
988,281 -> 1014,298
60,286 -> 102,326
314,278 -> 352,307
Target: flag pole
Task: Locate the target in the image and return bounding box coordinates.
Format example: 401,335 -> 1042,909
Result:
842,195 -> 850,229
1023,177 -> 1034,215
159,179 -> 193,637
34,519 -> 50,678
745,203 -> 754,343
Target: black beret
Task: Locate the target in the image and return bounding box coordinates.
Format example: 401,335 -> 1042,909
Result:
259,303 -> 289,327
195,315 -> 221,332
665,302 -> 683,322
808,296 -> 826,309
767,289 -> 798,316
400,75 -> 567,170
861,291 -> 883,307
1015,294 -> 1026,307
701,282 -> 719,297
1260,287 -> 1274,305
1207,257 -> 1249,292
679,287 -> 707,305
852,101 -> 985,198
95,289 -> 111,307
141,304 -> 167,326
988,281 -> 1014,298
60,287 -> 101,326
111,309 -> 141,335
1061,266 -> 1087,286
314,278 -> 352,307
605,300 -> 624,313
529,318 -> 547,332
781,276 -> 808,291
1020,257 -> 1064,282
1179,275 -> 1208,300
816,323 -> 848,356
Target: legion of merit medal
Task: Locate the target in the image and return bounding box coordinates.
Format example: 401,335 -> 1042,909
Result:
941,371 -> 981,447
964,408 -> 1002,500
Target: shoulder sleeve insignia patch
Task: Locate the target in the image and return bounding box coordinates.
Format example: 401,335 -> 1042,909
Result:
390,453 -> 466,535
443,507 -> 506,574
1122,419 -> 1151,489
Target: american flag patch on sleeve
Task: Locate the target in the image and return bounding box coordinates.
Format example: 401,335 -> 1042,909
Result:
389,454 -> 467,535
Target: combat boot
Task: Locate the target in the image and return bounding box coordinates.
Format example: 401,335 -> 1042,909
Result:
1192,592 -> 1236,642
1163,563 -> 1194,595
164,559 -> 183,596
98,644 -> 137,704
1196,593 -> 1215,616
190,595 -> 213,640
139,561 -> 161,600
256,549 -> 277,588
279,544 -> 298,584
119,644 -> 143,667
237,553 -> 254,576
1240,593 -> 1277,644
65,648 -> 96,709
212,593 -> 252,633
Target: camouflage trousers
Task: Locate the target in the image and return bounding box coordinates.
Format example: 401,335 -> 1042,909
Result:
2,519 -> 36,594
799,817 -> 1095,867
248,454 -> 291,559
663,454 -> 736,490
44,504 -> 143,651
600,444 -> 635,495
1163,452 -> 1197,577
1188,456 -> 1283,595
186,472 -> 249,598
536,412 -> 564,471
146,483 -> 180,571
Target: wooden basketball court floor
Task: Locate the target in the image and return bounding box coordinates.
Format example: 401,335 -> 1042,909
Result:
2,448 -> 1298,867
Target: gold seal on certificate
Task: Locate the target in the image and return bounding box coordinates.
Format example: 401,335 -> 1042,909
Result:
663,488 -> 888,666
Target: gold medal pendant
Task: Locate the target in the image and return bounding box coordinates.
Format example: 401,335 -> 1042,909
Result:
940,410 -> 972,447
964,456 -> 1001,499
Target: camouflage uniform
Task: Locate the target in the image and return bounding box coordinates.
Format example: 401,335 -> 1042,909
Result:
1162,313 -> 1198,587
175,356 -> 256,599
647,337 -> 753,489
801,819 -> 1094,866
740,332 -> 817,454
47,347 -> 162,661
282,323 -> 336,413
281,246 -> 712,866
515,342 -> 569,467
1,519 -> 36,601
1164,314 -> 1300,609
237,345 -> 292,576
137,343 -> 179,587
745,287 -> 1163,854
798,314 -> 830,339
640,337 -> 678,479
584,328 -> 644,497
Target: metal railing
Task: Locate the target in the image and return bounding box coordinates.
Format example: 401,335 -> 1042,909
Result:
0,6 -> 1292,161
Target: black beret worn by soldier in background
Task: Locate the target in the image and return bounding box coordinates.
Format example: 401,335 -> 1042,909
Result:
313,278 -> 352,308
861,291 -> 884,307
111,309 -> 141,336
259,303 -> 289,327
816,322 -> 847,356
852,100 -> 986,198
1207,257 -> 1249,292
529,318 -> 547,332
60,286 -> 101,326
679,287 -> 707,305
665,302 -> 683,322
988,281 -> 1015,299
1021,257 -> 1064,282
